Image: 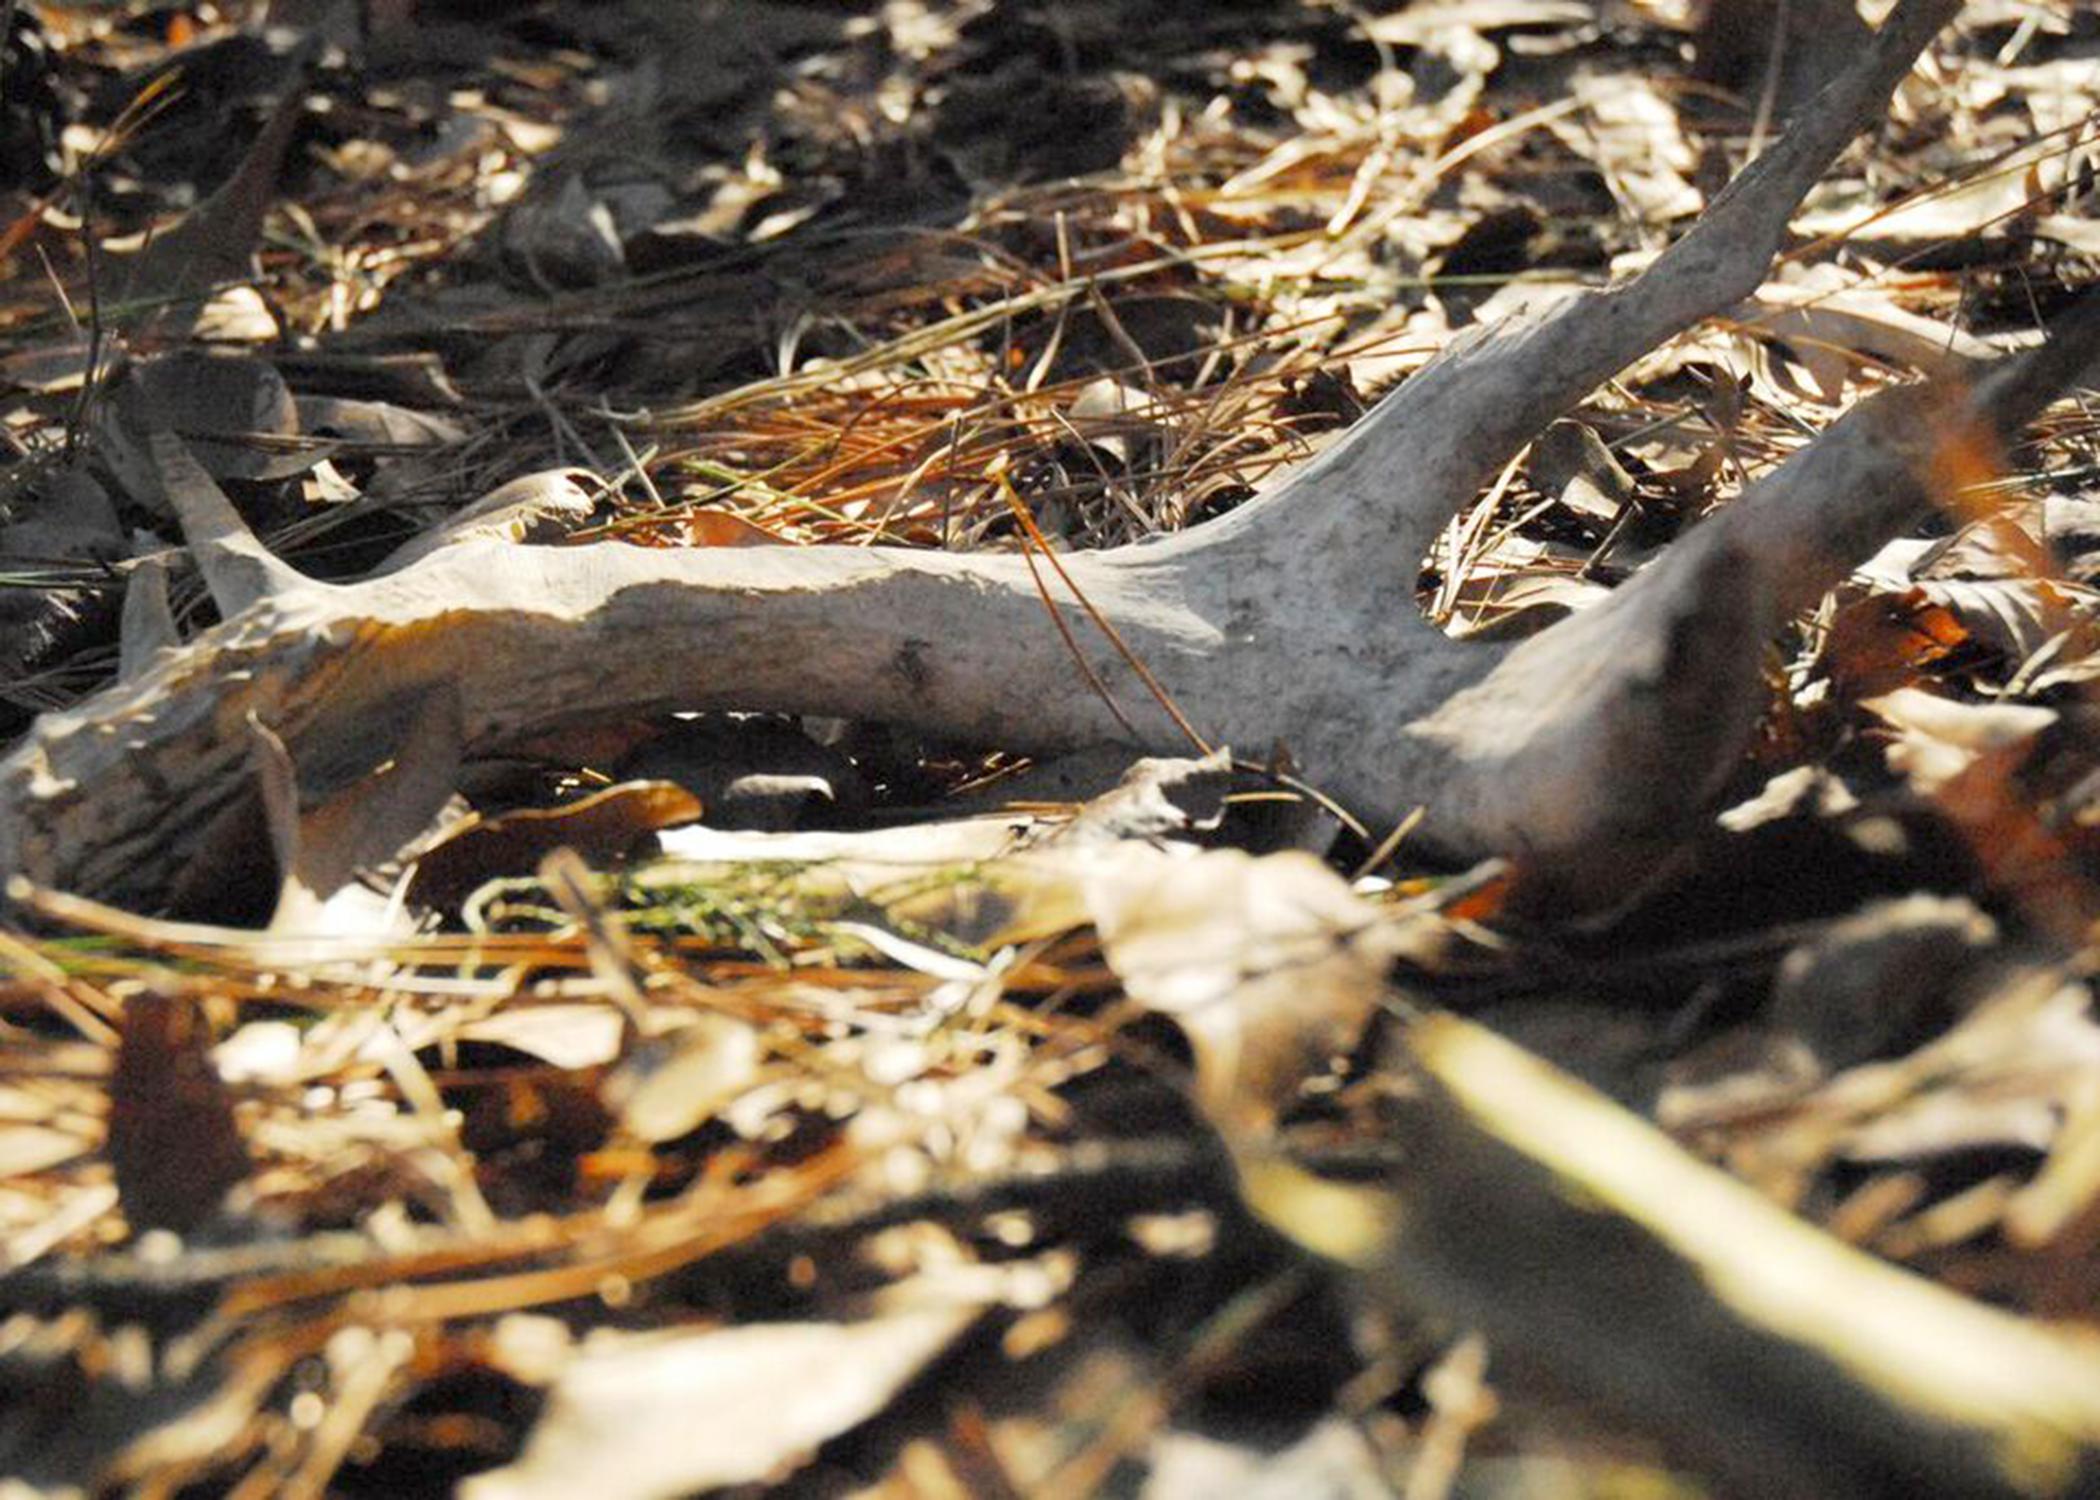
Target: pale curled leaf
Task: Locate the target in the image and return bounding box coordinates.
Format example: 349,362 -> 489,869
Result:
1865,687 -> 2057,793
455,1006 -> 629,1071
461,1300 -> 983,1500
606,1013 -> 764,1144
378,469 -> 599,572
1084,845 -> 1410,1126
1051,750 -> 1232,844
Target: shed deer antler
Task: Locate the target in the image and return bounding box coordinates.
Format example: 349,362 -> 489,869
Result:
6,0 -> 2095,914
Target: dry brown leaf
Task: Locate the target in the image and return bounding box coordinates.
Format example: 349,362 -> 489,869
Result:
94,353 -> 312,507
107,992 -> 251,1235
1823,592 -> 1969,695
408,780 -> 704,913
660,509 -> 789,548
115,51 -> 313,326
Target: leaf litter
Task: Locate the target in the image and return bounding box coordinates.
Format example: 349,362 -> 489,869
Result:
1,1 -> 2099,1496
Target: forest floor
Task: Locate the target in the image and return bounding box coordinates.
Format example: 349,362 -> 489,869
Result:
1,2 -> 2099,1495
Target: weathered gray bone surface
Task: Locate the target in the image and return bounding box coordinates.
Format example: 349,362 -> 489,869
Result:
5,0 -> 2094,913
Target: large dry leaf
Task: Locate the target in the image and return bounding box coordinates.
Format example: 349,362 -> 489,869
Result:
461,1297 -> 984,1500
1909,575 -> 2087,663
1084,843 -> 1415,1126
1757,295 -> 1995,385
1676,967 -> 2100,1224
1853,510 -> 2100,662
95,353 -> 311,506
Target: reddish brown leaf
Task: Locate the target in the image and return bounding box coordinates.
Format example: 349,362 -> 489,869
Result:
407,780 -> 705,912
107,993 -> 251,1235
1824,593 -> 1968,697
662,510 -> 784,549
